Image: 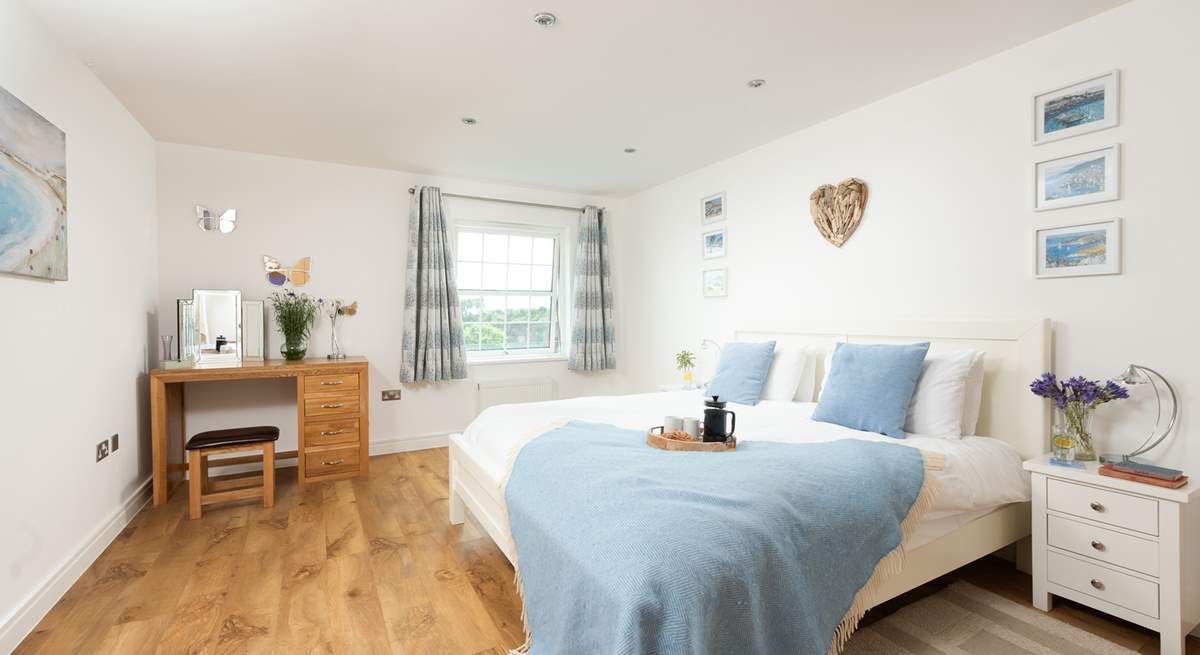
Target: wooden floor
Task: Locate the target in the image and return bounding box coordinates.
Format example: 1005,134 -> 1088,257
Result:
17,448 -> 1198,654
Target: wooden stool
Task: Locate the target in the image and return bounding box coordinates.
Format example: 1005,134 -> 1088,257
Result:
186,426 -> 279,519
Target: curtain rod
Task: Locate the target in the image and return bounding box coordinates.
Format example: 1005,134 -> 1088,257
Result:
407,186 -> 601,213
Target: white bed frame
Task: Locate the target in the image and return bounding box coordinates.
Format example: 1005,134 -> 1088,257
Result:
448,319 -> 1051,606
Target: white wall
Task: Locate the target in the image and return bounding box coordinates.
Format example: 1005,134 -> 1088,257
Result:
0,0 -> 158,648
156,143 -> 629,454
623,0 -> 1199,470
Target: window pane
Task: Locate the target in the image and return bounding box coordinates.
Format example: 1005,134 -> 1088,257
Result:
507,295 -> 529,321
532,237 -> 554,265
482,296 -> 505,322
482,263 -> 507,290
483,234 -> 507,263
505,323 -> 529,349
463,324 -> 482,351
458,232 -> 483,261
508,264 -> 531,290
480,324 -> 505,350
531,265 -> 553,291
461,295 -> 482,322
529,296 -> 551,321
530,323 -> 550,348
508,236 -> 532,264
457,262 -> 481,290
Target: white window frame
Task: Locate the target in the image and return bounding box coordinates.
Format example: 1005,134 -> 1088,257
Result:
454,220 -> 568,364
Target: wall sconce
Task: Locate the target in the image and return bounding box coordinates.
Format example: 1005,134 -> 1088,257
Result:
196,205 -> 237,233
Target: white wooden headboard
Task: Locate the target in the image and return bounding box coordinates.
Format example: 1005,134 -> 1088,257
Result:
735,319 -> 1051,459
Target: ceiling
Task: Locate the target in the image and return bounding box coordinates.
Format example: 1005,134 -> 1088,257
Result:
24,0 -> 1127,196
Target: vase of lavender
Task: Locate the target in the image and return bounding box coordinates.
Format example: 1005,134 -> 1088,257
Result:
270,290 -> 321,361
1030,373 -> 1129,461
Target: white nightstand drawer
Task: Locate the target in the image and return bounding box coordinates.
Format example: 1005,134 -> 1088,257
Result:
1047,551 -> 1159,618
1047,514 -> 1159,576
1046,478 -> 1159,536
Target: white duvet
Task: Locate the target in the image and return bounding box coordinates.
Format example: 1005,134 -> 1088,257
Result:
458,390 -> 1031,548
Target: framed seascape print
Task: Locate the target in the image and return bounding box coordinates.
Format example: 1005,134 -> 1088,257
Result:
1034,218 -> 1121,279
702,268 -> 727,297
702,192 -> 725,224
702,227 -> 726,259
0,85 -> 68,280
1034,144 -> 1119,211
1033,70 -> 1119,145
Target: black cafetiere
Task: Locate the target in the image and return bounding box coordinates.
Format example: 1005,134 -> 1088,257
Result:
702,395 -> 736,442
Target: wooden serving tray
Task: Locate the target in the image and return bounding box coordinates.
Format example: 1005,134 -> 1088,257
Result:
646,428 -> 736,452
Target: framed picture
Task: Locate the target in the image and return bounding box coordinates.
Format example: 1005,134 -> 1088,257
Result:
702,227 -> 726,259
1034,144 -> 1120,211
702,268 -> 727,297
1034,218 -> 1121,279
702,192 -> 725,224
1033,70 -> 1119,145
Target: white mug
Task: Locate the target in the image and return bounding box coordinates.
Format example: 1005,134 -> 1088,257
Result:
682,417 -> 700,438
664,416 -> 683,432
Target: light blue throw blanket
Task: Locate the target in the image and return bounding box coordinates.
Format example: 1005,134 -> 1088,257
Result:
503,421 -> 936,655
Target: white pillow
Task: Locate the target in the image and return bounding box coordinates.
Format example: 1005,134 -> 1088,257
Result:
791,348 -> 819,402
761,346 -> 808,401
817,348 -> 836,400
904,350 -> 978,437
959,351 -> 986,436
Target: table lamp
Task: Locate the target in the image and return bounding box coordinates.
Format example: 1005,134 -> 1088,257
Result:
1099,364 -> 1180,465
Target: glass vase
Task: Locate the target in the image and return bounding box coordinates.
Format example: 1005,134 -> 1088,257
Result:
281,334 -> 308,361
1056,402 -> 1096,461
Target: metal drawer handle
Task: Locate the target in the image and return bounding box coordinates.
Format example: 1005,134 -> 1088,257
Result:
320,429 -> 346,436
321,380 -> 345,386
1089,501 -> 1105,512
1090,578 -> 1104,590
1091,540 -> 1106,552
323,458 -> 345,466
320,403 -> 345,409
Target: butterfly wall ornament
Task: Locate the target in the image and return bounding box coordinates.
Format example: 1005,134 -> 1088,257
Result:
195,205 -> 237,233
264,255 -> 312,286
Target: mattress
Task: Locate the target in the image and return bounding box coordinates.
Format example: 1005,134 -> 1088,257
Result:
457,389 -> 1031,548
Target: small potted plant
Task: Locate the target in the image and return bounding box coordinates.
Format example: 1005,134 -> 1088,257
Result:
1030,372 -> 1128,461
270,290 -> 321,361
675,350 -> 697,388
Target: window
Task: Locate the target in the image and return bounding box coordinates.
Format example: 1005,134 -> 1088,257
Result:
456,223 -> 562,360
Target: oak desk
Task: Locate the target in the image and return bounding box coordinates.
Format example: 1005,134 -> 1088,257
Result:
150,357 -> 370,506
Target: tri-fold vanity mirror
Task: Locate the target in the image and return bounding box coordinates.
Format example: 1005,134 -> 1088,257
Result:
177,289 -> 265,364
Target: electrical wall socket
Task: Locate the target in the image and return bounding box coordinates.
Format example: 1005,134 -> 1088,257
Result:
381,389 -> 402,401
96,439 -> 110,462
111,433 -> 119,451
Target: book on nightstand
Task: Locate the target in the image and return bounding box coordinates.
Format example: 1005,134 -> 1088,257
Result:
1099,463 -> 1189,489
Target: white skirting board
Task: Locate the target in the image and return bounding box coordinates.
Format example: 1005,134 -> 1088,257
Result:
0,478 -> 152,654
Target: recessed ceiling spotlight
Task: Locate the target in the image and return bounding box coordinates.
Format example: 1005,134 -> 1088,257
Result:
533,12 -> 557,27
461,117 -> 478,125
747,79 -> 766,89
624,147 -> 637,154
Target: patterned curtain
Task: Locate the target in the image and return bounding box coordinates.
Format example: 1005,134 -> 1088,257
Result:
401,186 -> 467,382
568,206 -> 616,371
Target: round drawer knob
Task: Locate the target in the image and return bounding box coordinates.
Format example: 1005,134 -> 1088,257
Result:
1090,578 -> 1105,590
1089,501 -> 1105,512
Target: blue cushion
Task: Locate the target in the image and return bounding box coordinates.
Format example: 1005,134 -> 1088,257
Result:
705,341 -> 777,406
812,342 -> 930,438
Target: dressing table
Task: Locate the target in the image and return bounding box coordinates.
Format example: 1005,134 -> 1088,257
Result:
150,288 -> 370,506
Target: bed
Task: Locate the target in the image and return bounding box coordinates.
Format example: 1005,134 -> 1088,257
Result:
447,319 -> 1050,646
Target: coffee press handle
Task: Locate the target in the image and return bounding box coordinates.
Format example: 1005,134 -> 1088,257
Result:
725,410 -> 736,436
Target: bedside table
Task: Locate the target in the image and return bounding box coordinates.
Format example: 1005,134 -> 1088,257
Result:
1024,454 -> 1200,654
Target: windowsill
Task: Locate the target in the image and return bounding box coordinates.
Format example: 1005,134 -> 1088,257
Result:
467,354 -> 568,367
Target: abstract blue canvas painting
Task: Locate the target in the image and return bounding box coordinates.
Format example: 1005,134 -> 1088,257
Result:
0,85 -> 67,280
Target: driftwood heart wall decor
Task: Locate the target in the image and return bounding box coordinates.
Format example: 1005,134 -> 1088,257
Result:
809,177 -> 868,248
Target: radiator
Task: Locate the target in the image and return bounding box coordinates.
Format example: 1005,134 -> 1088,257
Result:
476,377 -> 558,415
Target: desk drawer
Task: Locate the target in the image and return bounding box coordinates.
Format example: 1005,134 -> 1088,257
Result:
305,446 -> 360,478
1047,514 -> 1158,576
1046,478 -> 1158,536
304,417 -> 360,448
304,373 -> 360,395
1047,550 -> 1158,618
304,393 -> 360,418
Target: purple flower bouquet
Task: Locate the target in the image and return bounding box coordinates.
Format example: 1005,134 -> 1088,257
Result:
1030,373 -> 1128,461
